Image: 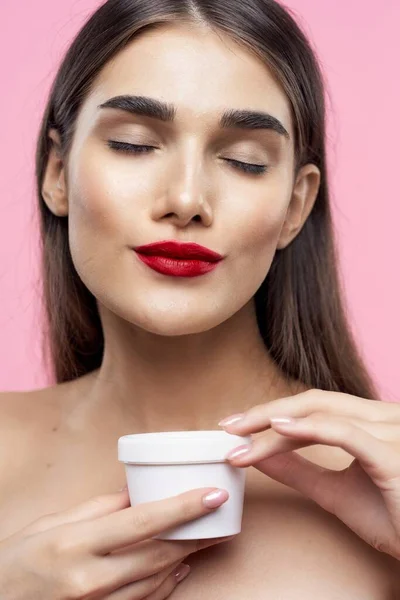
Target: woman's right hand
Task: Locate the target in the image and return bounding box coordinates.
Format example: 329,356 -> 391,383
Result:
0,486 -> 232,599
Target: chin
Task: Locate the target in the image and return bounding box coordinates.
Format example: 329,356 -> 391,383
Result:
100,293 -> 241,337
131,296 -> 241,336
136,314 -> 225,337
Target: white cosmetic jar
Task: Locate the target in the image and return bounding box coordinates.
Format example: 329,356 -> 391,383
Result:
118,430 -> 251,540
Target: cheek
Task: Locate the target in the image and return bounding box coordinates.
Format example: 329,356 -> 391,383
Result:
228,187 -> 289,260
246,208 -> 284,250
69,150 -> 123,236
66,147 -> 136,286
222,180 -> 291,296
67,145 -> 149,259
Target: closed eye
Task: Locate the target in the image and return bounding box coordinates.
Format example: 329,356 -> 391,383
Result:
106,141 -> 269,175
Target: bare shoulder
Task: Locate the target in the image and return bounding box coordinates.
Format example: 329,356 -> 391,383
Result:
0,387 -> 59,435
0,386 -> 64,487
0,372 -> 92,440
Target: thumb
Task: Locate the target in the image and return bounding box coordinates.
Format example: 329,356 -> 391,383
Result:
253,451 -> 340,514
24,487 -> 130,535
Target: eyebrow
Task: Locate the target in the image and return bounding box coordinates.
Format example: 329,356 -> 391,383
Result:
97,94 -> 290,139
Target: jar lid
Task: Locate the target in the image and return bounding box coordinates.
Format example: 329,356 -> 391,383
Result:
118,430 -> 252,464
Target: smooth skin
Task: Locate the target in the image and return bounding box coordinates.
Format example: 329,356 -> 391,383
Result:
41,20 -> 318,439
0,486 -> 232,599
2,19 -> 397,600
219,389 -> 400,560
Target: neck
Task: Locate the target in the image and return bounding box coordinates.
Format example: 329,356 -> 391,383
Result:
71,300 -> 305,435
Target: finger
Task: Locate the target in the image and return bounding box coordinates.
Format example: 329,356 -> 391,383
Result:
60,490 -> 131,522
224,428 -> 313,466
88,487 -> 229,554
254,451 -> 393,543
101,535 -> 234,595
266,414 -> 400,484
106,560 -> 189,599
250,450 -> 343,515
144,563 -> 191,600
23,489 -> 130,535
62,534 -> 233,598
224,417 -> 398,467
219,389 -> 396,435
106,534 -> 235,558
102,536 -> 222,588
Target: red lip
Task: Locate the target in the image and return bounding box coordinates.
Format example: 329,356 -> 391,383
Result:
133,240 -> 224,278
134,240 -> 223,261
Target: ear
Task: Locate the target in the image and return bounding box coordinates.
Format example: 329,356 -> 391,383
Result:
276,163 -> 321,250
41,128 -> 68,217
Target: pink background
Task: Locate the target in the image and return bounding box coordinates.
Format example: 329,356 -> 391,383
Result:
0,1 -> 399,400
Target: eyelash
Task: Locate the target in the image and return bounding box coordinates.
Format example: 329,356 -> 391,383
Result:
106,141 -> 268,175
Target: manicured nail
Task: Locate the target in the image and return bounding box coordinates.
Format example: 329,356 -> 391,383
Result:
225,444 -> 252,460
270,416 -> 296,426
218,413 -> 245,427
175,563 -> 191,583
202,489 -> 229,508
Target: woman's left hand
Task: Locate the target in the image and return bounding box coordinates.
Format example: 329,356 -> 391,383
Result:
218,389 -> 400,561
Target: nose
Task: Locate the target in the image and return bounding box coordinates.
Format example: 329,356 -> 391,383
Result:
150,149 -> 213,228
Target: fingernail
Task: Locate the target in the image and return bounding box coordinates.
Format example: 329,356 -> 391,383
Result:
202,489 -> 229,508
225,444 -> 252,460
119,484 -> 128,492
175,563 -> 191,583
218,413 -> 245,427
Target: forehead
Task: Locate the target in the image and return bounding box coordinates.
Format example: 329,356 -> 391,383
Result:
80,22 -> 293,139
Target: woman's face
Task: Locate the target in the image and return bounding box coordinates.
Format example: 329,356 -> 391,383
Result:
44,23 -> 320,336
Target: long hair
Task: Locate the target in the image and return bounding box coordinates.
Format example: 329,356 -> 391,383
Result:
35,0 -> 380,399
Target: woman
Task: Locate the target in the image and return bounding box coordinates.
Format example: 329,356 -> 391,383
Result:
0,0 -> 399,597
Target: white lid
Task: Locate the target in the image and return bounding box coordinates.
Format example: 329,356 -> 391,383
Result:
118,430 -> 252,464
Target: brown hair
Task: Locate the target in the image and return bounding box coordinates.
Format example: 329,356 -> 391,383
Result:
35,0 -> 380,399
